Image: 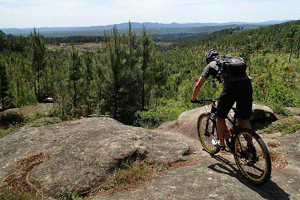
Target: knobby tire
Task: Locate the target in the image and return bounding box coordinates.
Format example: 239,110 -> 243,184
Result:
197,113 -> 220,155
233,129 -> 272,185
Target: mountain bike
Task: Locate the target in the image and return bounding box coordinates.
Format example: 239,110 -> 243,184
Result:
193,98 -> 271,185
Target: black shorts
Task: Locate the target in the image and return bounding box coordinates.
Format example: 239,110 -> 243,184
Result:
217,80 -> 253,119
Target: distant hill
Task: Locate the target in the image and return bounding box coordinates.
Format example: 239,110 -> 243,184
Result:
0,20 -> 290,37
187,20 -> 300,52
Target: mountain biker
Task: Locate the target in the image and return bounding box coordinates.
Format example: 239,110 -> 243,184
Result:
191,49 -> 253,150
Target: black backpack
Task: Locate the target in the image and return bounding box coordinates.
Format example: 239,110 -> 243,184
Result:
215,54 -> 247,76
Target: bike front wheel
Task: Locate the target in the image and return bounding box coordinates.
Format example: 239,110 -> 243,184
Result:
233,129 -> 271,185
197,113 -> 220,155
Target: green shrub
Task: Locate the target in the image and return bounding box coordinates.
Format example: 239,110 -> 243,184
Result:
56,192 -> 83,200
268,103 -> 292,116
266,83 -> 297,107
0,112 -> 24,138
0,126 -> 17,138
0,112 -> 24,126
268,117 -> 300,135
135,98 -> 188,129
0,188 -> 36,200
134,109 -> 164,129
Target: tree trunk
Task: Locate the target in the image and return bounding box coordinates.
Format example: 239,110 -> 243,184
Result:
73,81 -> 77,108
289,48 -> 293,62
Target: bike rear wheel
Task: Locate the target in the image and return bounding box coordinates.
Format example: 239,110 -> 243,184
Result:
197,113 -> 220,155
233,129 -> 271,185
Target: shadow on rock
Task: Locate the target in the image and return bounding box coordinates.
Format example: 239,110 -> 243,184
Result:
208,155 -> 290,200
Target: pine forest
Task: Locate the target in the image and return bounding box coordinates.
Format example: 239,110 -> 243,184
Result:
0,21 -> 300,130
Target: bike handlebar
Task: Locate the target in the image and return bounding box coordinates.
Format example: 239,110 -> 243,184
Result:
190,98 -> 219,104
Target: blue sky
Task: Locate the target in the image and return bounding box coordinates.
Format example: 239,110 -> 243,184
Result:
1,0 -> 299,28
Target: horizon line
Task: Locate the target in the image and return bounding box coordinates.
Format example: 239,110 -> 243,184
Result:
0,19 -> 294,30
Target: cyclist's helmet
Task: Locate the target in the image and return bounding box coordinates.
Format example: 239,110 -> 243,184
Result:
205,49 -> 219,64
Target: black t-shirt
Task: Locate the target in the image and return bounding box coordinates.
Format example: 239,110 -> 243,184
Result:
201,61 -> 251,85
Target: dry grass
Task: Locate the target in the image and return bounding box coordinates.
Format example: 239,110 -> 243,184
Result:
46,43 -> 103,53
269,151 -> 289,170
1,153 -> 193,200
85,159 -> 194,199
267,142 -> 280,148
0,153 -> 48,200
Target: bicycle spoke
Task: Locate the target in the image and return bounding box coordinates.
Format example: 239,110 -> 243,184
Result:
198,114 -> 220,155
192,99 -> 271,185
234,130 -> 271,184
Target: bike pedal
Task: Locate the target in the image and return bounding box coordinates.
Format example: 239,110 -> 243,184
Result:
220,147 -> 230,152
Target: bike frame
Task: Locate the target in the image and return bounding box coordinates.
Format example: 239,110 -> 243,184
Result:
195,98 -> 272,184
201,99 -> 244,152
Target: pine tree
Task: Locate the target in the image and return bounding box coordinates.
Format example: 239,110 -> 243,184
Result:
140,26 -> 155,110
254,41 -> 262,56
70,43 -> 82,109
100,24 -> 142,123
286,26 -> 297,62
0,59 -> 8,110
31,28 -> 47,101
84,50 -> 94,114
296,34 -> 300,59
274,40 -> 283,54
0,30 -> 7,51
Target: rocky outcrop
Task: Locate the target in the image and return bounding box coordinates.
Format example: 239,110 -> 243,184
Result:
1,103 -> 299,200
286,107 -> 300,115
0,117 -> 191,197
0,103 -> 53,117
156,103 -> 278,138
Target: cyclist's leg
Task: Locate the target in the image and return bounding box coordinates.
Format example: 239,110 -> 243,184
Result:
238,119 -> 251,129
216,118 -> 229,145
217,86 -> 235,146
236,79 -> 253,146
238,119 -> 253,146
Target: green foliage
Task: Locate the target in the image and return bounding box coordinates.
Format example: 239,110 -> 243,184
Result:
0,21 -> 300,128
135,98 -> 188,128
83,50 -> 94,115
0,30 -> 30,53
11,84 -> 38,107
273,117 -> 300,135
268,103 -> 292,116
0,126 -> 17,139
56,192 -> 83,200
0,60 -> 9,109
140,26 -> 156,110
0,188 -> 36,200
263,117 -> 300,135
69,44 -> 82,109
31,28 -> 47,100
266,83 -> 298,107
252,55 -> 300,112
0,109 -> 62,138
51,95 -> 75,121
0,30 -> 6,51
134,109 -> 164,129
0,112 -> 24,127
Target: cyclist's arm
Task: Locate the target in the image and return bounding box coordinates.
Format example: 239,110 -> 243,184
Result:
191,76 -> 207,101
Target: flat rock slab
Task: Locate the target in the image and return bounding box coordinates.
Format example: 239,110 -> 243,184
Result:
92,131 -> 300,200
92,156 -> 299,200
0,117 -> 191,197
